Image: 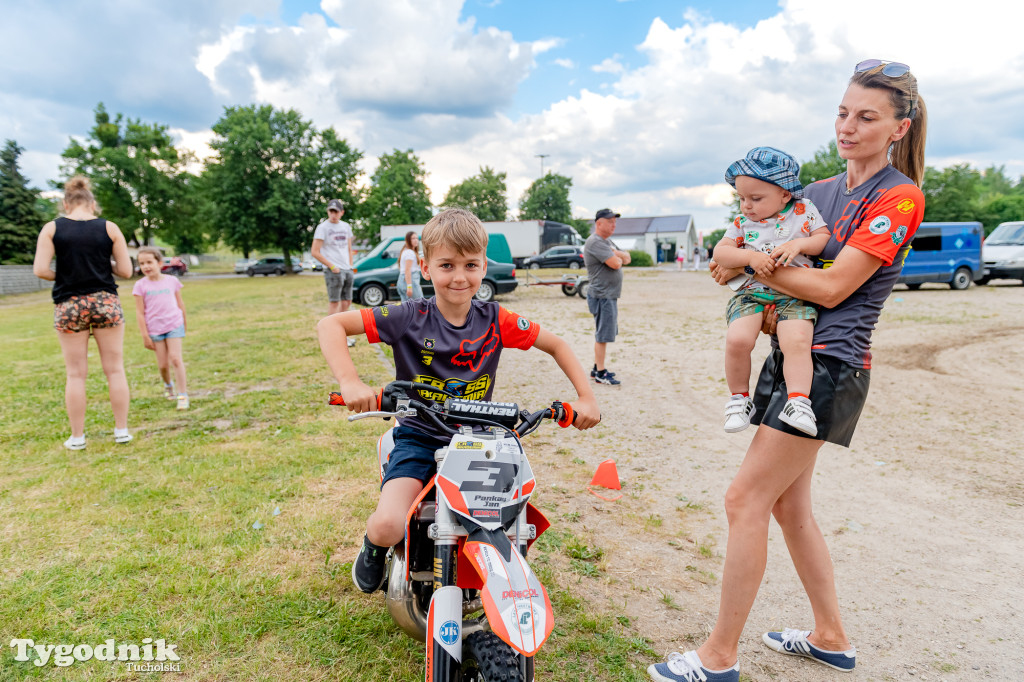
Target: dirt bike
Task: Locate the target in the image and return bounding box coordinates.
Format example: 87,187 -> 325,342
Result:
330,380 -> 577,681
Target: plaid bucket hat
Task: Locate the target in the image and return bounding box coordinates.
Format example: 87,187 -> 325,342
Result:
724,147 -> 804,199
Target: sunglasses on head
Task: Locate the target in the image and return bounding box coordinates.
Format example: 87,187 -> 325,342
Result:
855,59 -> 910,77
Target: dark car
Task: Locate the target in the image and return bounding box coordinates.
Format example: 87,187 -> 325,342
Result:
246,256 -> 303,276
353,259 -> 518,307
523,245 -> 584,270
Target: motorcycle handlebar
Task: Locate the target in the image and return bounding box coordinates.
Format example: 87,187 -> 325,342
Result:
328,386 -> 576,432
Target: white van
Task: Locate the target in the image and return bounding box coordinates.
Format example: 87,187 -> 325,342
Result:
980,221 -> 1024,284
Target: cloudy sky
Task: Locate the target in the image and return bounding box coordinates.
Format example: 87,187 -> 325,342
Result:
2,0 -> 1022,235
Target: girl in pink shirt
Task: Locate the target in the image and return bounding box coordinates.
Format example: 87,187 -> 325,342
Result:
132,247 -> 189,409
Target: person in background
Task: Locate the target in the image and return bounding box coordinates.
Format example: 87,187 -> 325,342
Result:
397,231 -> 422,302
312,198 -> 356,346
33,175 -> 134,449
584,208 -> 630,386
133,246 -> 190,410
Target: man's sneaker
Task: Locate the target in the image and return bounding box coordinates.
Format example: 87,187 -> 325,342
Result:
590,364 -> 616,380
163,382 -> 175,400
351,538 -> 387,593
594,369 -> 620,386
724,395 -> 755,432
762,629 -> 856,672
779,397 -> 817,436
64,435 -> 86,451
648,651 -> 740,682
113,429 -> 133,444
177,394 -> 190,410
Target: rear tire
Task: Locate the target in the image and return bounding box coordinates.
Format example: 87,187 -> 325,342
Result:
561,283 -> 578,296
950,267 -> 971,290
276,268 -> 285,276
569,261 -> 581,270
577,280 -> 589,298
461,631 -> 525,682
529,263 -> 540,270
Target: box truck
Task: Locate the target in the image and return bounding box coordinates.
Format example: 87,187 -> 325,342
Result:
380,220 -> 584,267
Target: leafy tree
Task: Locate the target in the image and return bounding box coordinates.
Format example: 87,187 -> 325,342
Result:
518,173 -> 573,223
442,166 -> 508,221
977,164 -> 1016,201
978,194 -> 1024,235
361,149 -> 432,243
704,228 -> 726,248
61,103 -> 185,246
205,105 -> 363,261
0,140 -> 46,264
569,217 -> 591,239
922,164 -> 982,222
799,140 -> 846,185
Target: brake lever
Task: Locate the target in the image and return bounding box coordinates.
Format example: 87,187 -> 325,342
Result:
347,407 -> 418,422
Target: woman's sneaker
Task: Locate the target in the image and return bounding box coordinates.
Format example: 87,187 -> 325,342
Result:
64,435 -> 86,451
723,395 -> 755,432
762,629 -> 856,672
113,428 -> 133,444
779,397 -> 817,436
648,651 -> 739,682
164,382 -> 175,400
177,394 -> 190,410
351,537 -> 388,593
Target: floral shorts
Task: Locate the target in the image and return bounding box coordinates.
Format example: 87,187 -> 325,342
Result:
54,291 -> 124,333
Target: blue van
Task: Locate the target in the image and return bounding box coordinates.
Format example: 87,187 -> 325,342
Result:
897,222 -> 983,290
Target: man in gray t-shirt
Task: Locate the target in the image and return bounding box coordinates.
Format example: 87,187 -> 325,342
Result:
584,208 -> 631,385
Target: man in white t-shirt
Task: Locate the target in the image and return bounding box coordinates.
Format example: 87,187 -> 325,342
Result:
312,199 -> 356,344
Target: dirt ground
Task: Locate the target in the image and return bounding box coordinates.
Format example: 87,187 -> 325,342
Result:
489,268 -> 1024,681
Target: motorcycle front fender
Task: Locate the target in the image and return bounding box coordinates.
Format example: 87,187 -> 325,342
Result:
462,540 -> 553,656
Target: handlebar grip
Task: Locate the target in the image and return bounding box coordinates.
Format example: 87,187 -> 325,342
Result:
556,402 -> 575,428
328,390 -> 383,410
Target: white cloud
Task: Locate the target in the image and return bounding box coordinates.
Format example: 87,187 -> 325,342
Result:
592,56 -> 625,74
553,58 -> 575,69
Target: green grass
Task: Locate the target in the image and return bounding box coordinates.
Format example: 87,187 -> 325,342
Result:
0,276 -> 655,681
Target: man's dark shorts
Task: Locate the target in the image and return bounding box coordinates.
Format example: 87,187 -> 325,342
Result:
587,296 -> 618,343
380,425 -> 450,488
325,269 -> 354,302
751,348 -> 870,447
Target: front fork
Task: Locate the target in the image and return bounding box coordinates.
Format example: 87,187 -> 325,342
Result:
426,493 -> 461,682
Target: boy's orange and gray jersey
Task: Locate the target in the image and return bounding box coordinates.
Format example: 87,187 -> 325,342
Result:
361,298 -> 540,438
804,166 -> 925,368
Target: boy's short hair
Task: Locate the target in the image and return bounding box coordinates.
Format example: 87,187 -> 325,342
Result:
420,208 -> 488,261
137,246 -> 163,262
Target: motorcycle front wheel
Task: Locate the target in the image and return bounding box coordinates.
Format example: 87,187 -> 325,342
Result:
461,631 -> 526,682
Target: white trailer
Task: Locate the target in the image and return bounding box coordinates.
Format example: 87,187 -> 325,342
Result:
381,220 -> 583,266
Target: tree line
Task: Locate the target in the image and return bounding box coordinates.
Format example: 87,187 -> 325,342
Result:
0,103 -> 588,264
4,107 -> 1023,265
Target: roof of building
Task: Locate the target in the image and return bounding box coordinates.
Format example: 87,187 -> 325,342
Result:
587,214 -> 694,235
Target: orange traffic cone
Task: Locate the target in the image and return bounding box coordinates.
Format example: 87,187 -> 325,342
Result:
588,458 -> 623,501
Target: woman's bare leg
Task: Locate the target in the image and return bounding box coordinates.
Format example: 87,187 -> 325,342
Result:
57,331 -> 90,437
695,426 -> 825,669
93,324 -> 129,430
773,461 -> 850,651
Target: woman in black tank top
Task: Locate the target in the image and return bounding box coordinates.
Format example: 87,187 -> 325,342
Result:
33,176 -> 135,450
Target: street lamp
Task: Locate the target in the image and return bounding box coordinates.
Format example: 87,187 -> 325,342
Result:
535,154 -> 549,177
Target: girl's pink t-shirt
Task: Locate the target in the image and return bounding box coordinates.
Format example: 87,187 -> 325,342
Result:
132,275 -> 184,336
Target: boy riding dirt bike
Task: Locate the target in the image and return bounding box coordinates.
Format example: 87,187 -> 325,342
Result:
317,208 -> 600,677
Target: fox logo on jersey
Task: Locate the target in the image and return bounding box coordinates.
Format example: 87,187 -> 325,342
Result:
452,324 -> 500,372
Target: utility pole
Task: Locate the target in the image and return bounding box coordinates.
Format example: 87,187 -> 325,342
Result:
535,154 -> 549,177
